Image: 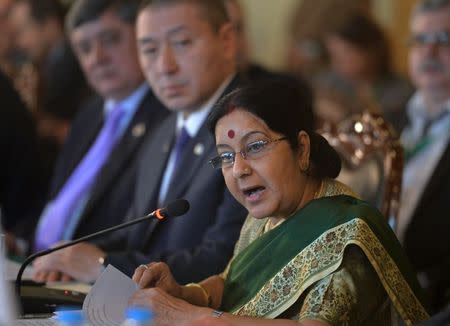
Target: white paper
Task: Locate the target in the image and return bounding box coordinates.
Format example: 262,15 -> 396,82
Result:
14,265 -> 136,325
14,318 -> 56,326
82,265 -> 138,326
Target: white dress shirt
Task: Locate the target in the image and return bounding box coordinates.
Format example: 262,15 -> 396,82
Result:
158,75 -> 234,204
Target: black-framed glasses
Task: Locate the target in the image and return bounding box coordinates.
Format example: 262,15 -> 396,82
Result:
408,30 -> 450,47
209,137 -> 288,169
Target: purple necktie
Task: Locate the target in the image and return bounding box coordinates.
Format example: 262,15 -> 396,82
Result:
158,127 -> 191,205
34,105 -> 126,251
172,127 -> 190,171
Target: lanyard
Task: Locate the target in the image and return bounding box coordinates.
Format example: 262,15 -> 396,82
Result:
405,118 -> 450,161
405,136 -> 433,161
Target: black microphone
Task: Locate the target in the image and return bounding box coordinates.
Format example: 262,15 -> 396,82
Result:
15,199 -> 190,297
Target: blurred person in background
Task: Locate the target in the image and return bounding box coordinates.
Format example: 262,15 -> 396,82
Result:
1,0 -> 49,242
286,0 -> 371,82
8,0 -> 92,205
397,0 -> 450,313
9,0 -> 91,135
10,0 -> 66,68
0,0 -> 39,112
314,13 -> 413,133
0,70 -> 44,233
9,0 -> 67,114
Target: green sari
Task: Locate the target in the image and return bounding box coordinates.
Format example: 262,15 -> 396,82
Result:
221,180 -> 429,325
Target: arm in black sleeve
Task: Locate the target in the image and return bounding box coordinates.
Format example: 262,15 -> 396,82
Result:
102,189 -> 247,283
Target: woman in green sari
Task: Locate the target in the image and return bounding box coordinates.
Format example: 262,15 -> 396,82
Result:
129,80 -> 429,325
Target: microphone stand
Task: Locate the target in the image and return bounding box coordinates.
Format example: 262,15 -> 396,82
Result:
15,212 -> 155,297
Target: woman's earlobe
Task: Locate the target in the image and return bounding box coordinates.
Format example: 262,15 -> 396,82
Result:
300,158 -> 310,174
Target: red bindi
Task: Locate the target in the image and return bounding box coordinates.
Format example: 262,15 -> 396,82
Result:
228,130 -> 235,139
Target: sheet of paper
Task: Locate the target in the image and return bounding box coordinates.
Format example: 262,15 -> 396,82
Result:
14,318 -> 56,326
82,264 -> 138,326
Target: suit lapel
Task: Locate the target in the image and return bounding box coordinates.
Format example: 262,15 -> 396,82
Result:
81,91 -> 161,221
129,115 -> 176,248
166,125 -> 214,203
138,125 -> 214,249
58,104 -> 103,191
412,141 -> 450,215
136,115 -> 177,214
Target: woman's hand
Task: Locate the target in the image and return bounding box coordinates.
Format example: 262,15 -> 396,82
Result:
132,262 -> 183,299
129,287 -> 210,326
129,285 -> 327,326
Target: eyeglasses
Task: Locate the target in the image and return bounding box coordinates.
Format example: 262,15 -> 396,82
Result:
408,30 -> 450,48
209,137 -> 288,169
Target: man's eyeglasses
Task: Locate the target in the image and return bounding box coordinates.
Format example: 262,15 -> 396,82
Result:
209,137 -> 288,169
408,30 -> 450,48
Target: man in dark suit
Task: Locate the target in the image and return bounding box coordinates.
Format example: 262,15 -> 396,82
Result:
22,0 -> 168,281
0,70 -> 42,231
33,0 -> 247,284
397,0 -> 450,313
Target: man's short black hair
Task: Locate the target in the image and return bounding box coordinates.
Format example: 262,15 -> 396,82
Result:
139,0 -> 230,33
66,0 -> 140,33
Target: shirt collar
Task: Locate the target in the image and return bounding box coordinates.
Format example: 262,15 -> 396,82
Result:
407,92 -> 450,122
176,74 -> 235,137
403,92 -> 450,148
103,83 -> 149,116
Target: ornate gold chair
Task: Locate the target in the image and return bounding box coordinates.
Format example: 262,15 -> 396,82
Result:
319,111 -> 403,226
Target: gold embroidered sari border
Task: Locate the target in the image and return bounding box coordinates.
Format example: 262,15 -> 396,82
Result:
232,218 -> 429,324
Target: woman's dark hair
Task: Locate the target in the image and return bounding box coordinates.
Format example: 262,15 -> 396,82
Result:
327,13 -> 392,76
208,79 -> 341,179
17,0 -> 66,25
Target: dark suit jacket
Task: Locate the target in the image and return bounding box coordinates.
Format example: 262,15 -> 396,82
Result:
404,142 -> 450,312
25,88 -> 169,242
100,79 -> 248,283
0,71 -> 43,230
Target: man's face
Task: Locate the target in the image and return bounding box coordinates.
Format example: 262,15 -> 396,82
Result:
70,10 -> 143,100
136,3 -> 236,112
9,1 -> 46,61
325,35 -> 372,82
409,7 -> 450,101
